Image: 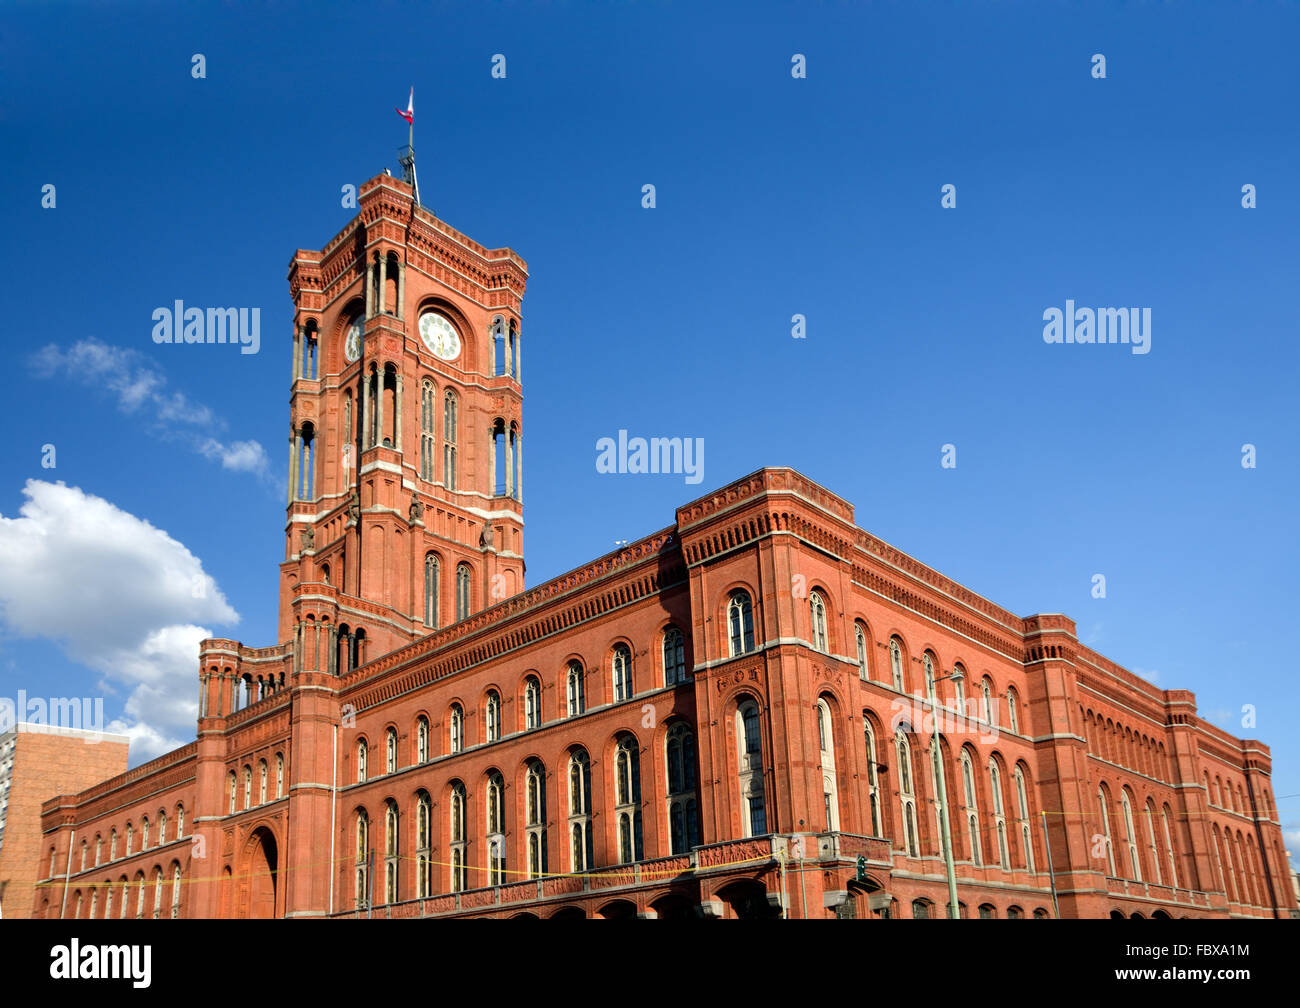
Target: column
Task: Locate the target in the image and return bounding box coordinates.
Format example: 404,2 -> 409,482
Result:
328,626 -> 339,676
198,673 -> 208,717
378,255 -> 388,316
504,429 -> 514,498
292,328 -> 302,381
288,428 -> 299,504
515,329 -> 522,382
488,427 -> 496,496
362,372 -> 372,449
515,431 -> 523,504
395,260 -> 405,319
375,368 -> 386,446
365,259 -> 374,318
395,375 -> 404,455
314,621 -> 322,673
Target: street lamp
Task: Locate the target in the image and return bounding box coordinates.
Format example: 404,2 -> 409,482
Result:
927,667 -> 964,919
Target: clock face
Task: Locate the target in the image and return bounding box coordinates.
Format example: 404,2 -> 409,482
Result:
344,318 -> 362,363
419,311 -> 461,362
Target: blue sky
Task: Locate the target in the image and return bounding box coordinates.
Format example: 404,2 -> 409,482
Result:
0,2 -> 1296,861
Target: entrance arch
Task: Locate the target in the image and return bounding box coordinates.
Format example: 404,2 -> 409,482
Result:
239,827 -> 279,919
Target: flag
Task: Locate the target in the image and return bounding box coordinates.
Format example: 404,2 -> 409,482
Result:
395,88 -> 414,125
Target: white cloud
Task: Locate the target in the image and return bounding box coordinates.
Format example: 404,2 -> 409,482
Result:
0,480 -> 238,762
31,337 -> 264,479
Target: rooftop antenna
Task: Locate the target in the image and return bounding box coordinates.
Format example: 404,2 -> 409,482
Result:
395,86 -> 420,206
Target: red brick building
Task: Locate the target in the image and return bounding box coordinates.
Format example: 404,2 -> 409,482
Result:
36,173 -> 1296,920
2,723 -> 129,919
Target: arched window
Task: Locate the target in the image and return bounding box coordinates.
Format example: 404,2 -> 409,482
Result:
524,676 -> 541,730
525,760 -> 548,879
80,840 -> 88,873
809,591 -> 828,652
257,760 -> 267,804
449,782 -> 468,892
923,652 -> 936,700
354,809 -> 370,910
567,750 -> 594,872
384,800 -> 399,903
416,716 -> 430,763
855,623 -> 869,681
157,811 -> 167,845
863,720 -> 881,837
611,644 -> 633,702
140,816 -> 150,850
912,898 -> 932,919
415,791 -> 433,898
1144,798 -> 1162,886
989,759 -> 1009,869
449,704 -> 463,754
897,732 -> 919,857
1014,766 -> 1034,872
226,772 -> 236,815
728,590 -> 755,656
356,739 -> 368,783
170,864 -> 182,918
816,698 -> 841,834
566,661 -> 585,717
961,749 -> 983,866
1006,687 -> 1020,735
1161,805 -> 1179,890
385,727 -> 398,773
890,638 -> 905,692
1121,790 -> 1141,882
614,735 -> 643,863
443,389 -> 458,490
485,690 -> 501,743
424,553 -> 440,628
94,835 -> 103,867
455,563 -> 472,621
737,700 -> 767,837
981,677 -> 994,724
274,757 -> 283,800
666,724 -> 700,855
952,663 -> 967,714
663,626 -> 687,686
420,378 -> 436,481
1097,787 -> 1117,877
243,766 -> 252,809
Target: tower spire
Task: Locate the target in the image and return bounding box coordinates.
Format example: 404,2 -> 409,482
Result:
395,86 -> 420,205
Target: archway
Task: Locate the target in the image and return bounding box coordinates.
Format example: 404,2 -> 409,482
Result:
717,879 -> 780,919
240,827 -> 278,919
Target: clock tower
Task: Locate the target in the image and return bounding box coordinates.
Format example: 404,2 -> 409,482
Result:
280,172 -> 527,674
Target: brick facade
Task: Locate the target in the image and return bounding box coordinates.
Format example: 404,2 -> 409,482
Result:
35,175 -> 1296,920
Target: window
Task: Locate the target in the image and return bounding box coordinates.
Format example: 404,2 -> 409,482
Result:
126,821 -> 135,854
1006,905 -> 1023,919
416,717 -> 430,763
890,638 -> 905,692
354,810 -> 370,910
94,835 -> 102,867
526,761 -> 548,879
420,379 -> 436,482
449,782 -> 467,891
485,691 -> 501,743
979,903 -> 996,919
1097,787 -> 1117,877
961,750 -> 983,866
1121,791 -> 1141,882
152,868 -> 164,919
80,840 -> 88,873
384,800 -> 399,904
483,770 -> 506,885
728,590 -> 755,656
614,736 -> 643,863
1161,805 -> 1179,890
855,623 -> 869,681
809,591 -> 828,652
663,626 -> 687,686
259,760 -> 268,804
568,750 -> 594,872
243,766 -> 252,809
524,677 -> 541,730
897,732 -> 919,857
356,739 -> 368,783
455,563 -> 471,621
817,698 -> 840,832
981,677 -> 994,724
923,653 -> 936,701
912,899 -> 932,919
737,700 -> 767,837
1006,687 -> 1020,735
666,724 -> 699,855
989,759 -> 1009,869
863,721 -> 881,837
424,553 -> 440,629
1014,766 -> 1034,872
416,791 -> 433,898
566,661 -> 585,717
449,704 -> 463,754
385,728 -> 397,773
953,663 -> 967,713
176,804 -> 185,838
612,644 -> 633,702
227,772 -> 236,815
1033,907 -> 1049,919
170,864 -> 182,919
1144,798 -> 1162,886
443,390 -> 458,490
